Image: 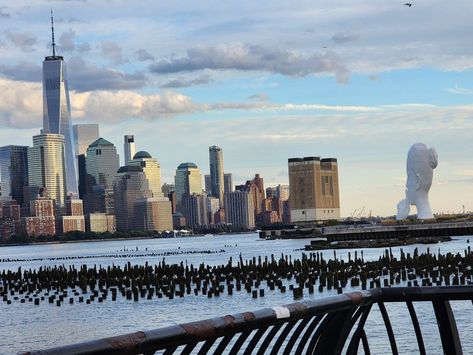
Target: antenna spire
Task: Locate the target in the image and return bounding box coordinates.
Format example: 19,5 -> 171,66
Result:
50,9 -> 56,56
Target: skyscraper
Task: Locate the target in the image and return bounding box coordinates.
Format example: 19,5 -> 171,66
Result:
209,146 -> 224,207
123,135 -> 136,165
113,165 -> 153,231
42,13 -> 77,194
288,157 -> 340,222
224,191 -> 255,230
224,173 -> 233,194
0,145 -> 29,206
174,163 -> 202,211
84,138 -> 120,214
204,174 -> 211,194
27,134 -> 67,210
73,124 -> 100,156
128,151 -> 163,197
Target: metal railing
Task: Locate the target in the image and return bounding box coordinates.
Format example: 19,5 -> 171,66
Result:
24,286 -> 473,355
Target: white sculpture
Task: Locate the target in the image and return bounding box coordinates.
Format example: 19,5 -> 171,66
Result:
396,143 -> 438,220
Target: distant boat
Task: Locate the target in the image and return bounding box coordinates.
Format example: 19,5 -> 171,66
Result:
204,233 -> 214,237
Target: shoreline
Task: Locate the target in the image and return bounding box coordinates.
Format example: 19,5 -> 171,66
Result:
0,231 -> 257,248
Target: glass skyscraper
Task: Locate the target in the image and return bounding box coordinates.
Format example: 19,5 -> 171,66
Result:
28,134 -> 67,209
0,145 -> 29,206
209,145 -> 224,207
42,28 -> 78,194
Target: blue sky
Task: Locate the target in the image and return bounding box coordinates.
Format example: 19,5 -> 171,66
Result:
0,0 -> 472,217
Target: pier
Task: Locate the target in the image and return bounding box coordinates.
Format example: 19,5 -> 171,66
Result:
260,221 -> 473,242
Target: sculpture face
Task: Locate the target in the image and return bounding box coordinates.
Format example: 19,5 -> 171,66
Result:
397,143 -> 438,220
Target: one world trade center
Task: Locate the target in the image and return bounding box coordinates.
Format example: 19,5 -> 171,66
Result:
42,12 -> 78,194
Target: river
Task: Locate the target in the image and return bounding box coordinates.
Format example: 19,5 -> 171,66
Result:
1,233 -> 472,354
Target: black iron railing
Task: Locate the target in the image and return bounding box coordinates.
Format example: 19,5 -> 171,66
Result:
24,286 -> 473,355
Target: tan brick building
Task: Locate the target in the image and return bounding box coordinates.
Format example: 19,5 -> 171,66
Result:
288,157 -> 340,223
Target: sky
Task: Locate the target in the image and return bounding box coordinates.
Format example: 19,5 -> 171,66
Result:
0,0 -> 472,217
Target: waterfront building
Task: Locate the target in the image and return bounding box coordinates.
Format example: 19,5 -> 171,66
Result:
42,14 -> 77,194
183,193 -> 208,229
174,163 -> 202,211
236,174 -> 265,223
224,191 -> 255,230
209,146 -> 224,207
133,197 -> 173,232
0,200 -> 21,240
172,212 -> 186,229
84,138 -> 120,214
128,151 -> 163,198
0,145 -> 29,206
123,135 -> 136,165
85,213 -> 116,233
113,165 -> 153,231
56,215 -> 85,234
66,198 -> 84,216
23,193 -> 55,237
73,124 -> 99,156
288,156 -> 340,222
204,174 -> 211,194
28,134 -> 67,210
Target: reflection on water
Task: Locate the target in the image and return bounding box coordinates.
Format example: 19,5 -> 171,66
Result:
0,233 -> 472,353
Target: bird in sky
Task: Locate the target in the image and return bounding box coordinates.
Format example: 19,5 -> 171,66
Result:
404,3 -> 412,7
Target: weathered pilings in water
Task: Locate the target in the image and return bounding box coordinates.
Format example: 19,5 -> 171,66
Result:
2,247 -> 473,306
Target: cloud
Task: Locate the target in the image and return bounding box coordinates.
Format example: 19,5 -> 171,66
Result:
101,42 -> 127,65
58,29 -> 90,53
135,49 -> 155,62
5,31 -> 37,52
0,58 -> 147,92
0,62 -> 42,82
149,43 -> 350,83
66,57 -> 147,92
0,7 -> 10,18
248,93 -> 269,101
445,85 -> 473,95
159,74 -> 212,88
331,33 -> 357,44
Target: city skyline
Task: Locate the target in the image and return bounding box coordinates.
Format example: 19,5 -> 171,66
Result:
0,2 -> 472,216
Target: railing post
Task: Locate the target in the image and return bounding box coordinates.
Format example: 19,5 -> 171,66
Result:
432,300 -> 463,355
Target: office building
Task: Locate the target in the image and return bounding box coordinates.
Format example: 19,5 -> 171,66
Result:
42,15 -> 77,194
28,134 -> 67,210
206,196 -> 220,224
0,145 -> 29,206
161,183 -> 175,197
174,163 -> 202,211
183,193 -> 208,229
236,174 -> 265,223
209,146 -> 224,207
73,124 -> 100,156
85,213 -> 116,233
128,151 -> 163,198
224,191 -> 255,230
288,157 -> 340,222
276,184 -> 290,201
204,174 -> 211,194
113,165 -> 153,231
123,135 -> 136,165
224,173 -> 233,194
133,197 -> 173,232
22,192 -> 55,237
84,138 -> 120,214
